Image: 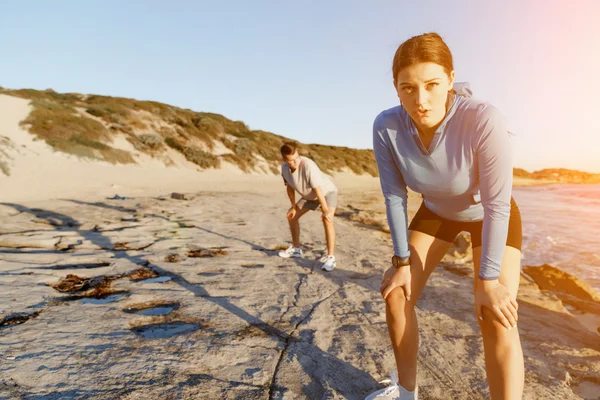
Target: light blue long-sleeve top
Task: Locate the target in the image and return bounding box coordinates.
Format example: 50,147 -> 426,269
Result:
373,86 -> 513,280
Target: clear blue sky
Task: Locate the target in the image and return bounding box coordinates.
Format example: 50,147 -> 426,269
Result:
2,1 -> 600,172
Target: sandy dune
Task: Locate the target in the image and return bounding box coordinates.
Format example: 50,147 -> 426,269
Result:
1,94 -> 556,205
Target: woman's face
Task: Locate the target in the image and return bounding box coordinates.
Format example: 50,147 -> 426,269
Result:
395,62 -> 455,132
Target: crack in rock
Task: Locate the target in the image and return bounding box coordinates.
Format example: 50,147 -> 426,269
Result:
277,273 -> 308,324
210,340 -> 279,351
268,287 -> 342,399
180,373 -> 265,391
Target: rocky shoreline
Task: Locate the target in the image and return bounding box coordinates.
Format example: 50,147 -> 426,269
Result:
1,187 -> 598,399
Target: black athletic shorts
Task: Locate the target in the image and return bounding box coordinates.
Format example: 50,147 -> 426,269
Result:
408,197 -> 522,250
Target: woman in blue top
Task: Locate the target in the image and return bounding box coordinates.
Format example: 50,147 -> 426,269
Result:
366,33 -> 524,400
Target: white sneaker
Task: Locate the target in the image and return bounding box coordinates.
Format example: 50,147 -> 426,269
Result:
320,255 -> 336,272
365,371 -> 418,400
278,246 -> 303,258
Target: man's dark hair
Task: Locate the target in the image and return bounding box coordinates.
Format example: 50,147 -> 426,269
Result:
280,142 -> 297,156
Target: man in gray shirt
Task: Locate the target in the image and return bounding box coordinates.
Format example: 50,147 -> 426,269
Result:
279,143 -> 338,271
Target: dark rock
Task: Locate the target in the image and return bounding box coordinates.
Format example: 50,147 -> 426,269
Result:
0,311 -> 41,328
449,232 -> 472,259
188,248 -> 228,258
164,253 -> 181,263
523,264 -> 600,313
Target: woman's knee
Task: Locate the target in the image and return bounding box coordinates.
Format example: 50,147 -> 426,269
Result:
477,307 -> 517,345
385,286 -> 413,309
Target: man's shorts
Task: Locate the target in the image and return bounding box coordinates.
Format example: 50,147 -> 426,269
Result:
408,197 -> 522,250
297,191 -> 338,211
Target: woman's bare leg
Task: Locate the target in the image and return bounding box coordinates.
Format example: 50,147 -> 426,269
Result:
386,231 -> 452,391
473,246 -> 524,399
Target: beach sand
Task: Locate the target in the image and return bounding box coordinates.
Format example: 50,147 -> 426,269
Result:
1,94 -> 599,399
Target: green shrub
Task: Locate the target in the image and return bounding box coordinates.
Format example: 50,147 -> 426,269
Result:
138,134 -> 163,150
165,137 -> 219,169
0,136 -> 10,176
101,148 -> 135,164
85,107 -> 106,118
221,137 -> 236,152
126,133 -> 164,154
0,161 -> 9,176
21,99 -> 111,144
221,154 -> 250,172
182,146 -> 220,169
192,116 -> 223,135
165,137 -> 184,152
234,138 -> 253,156
49,139 -> 97,160
69,135 -> 111,150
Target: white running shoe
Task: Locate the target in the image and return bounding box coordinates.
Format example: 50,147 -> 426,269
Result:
320,255 -> 336,272
278,246 -> 303,258
364,371 -> 418,400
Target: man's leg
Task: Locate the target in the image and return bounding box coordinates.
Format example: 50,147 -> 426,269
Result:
322,207 -> 336,256
288,205 -> 311,247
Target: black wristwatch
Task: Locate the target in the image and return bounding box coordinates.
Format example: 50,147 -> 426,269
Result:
392,255 -> 411,269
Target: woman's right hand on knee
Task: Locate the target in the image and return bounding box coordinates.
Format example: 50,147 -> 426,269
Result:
380,265 -> 412,301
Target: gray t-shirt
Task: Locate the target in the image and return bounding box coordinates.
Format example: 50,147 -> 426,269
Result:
281,156 -> 337,201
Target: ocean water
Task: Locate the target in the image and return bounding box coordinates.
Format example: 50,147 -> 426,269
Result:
512,184 -> 600,291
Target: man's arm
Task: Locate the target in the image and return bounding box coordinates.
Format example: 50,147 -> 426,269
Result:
313,186 -> 328,211
303,159 -> 330,218
286,183 -> 296,208
313,186 -> 332,221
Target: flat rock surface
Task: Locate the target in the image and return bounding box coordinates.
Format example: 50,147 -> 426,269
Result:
1,190 -> 599,399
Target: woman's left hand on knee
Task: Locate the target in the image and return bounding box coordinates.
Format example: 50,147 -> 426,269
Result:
474,279 -> 518,330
